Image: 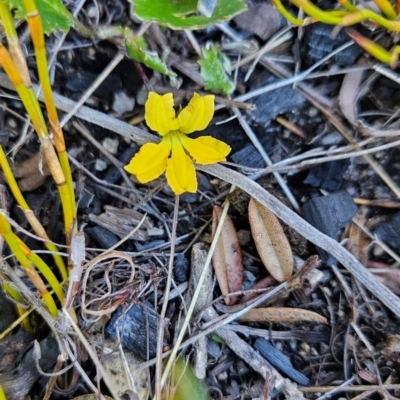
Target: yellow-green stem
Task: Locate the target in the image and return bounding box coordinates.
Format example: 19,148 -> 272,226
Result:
0,43 -> 74,234
0,1 -> 31,87
0,145 -> 68,279
337,0 -> 358,11
0,383 -> 6,400
16,237 -> 65,303
22,0 -> 76,223
0,214 -> 58,316
373,0 -> 397,19
289,0 -> 344,23
1,281 -> 32,331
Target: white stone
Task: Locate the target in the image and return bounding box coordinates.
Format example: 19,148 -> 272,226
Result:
112,91 -> 135,114
102,137 -> 119,154
94,159 -> 107,171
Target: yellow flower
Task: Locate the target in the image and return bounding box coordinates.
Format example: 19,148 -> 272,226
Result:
124,92 -> 231,195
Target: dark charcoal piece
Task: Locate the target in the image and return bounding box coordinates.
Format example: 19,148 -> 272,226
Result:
0,336 -> 59,400
106,304 -> 167,360
97,145 -> 138,201
86,225 -> 119,248
303,159 -> 350,191
251,77 -> 306,125
302,191 -> 358,263
373,212 -> 400,249
174,254 -> 189,284
302,24 -> 363,66
231,143 -> 265,168
0,286 -> 17,332
65,70 -> 122,100
78,186 -> 101,215
254,338 -> 310,386
104,145 -> 139,183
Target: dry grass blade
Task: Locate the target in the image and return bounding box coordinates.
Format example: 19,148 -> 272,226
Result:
248,198 -> 293,282
239,307 -> 328,324
212,205 -> 243,305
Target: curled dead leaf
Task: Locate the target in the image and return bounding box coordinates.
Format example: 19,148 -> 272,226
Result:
212,205 -> 243,305
239,307 -> 328,324
248,198 -> 293,282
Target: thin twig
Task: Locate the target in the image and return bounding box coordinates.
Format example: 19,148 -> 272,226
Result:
155,195 -> 180,399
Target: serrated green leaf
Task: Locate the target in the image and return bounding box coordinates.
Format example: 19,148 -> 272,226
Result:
5,0 -> 73,34
125,34 -> 176,77
132,0 -> 247,30
198,44 -> 235,96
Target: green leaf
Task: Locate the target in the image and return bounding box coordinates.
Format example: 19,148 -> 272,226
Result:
6,0 -> 73,34
198,44 -> 235,96
132,0 -> 247,30
125,33 -> 176,77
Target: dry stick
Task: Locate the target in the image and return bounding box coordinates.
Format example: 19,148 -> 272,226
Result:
155,196 -> 179,400
1,75 -> 400,317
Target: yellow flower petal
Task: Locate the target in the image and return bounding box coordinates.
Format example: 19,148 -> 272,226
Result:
178,93 -> 215,134
180,135 -> 231,165
166,133 -> 197,195
124,138 -> 171,183
145,92 -> 180,136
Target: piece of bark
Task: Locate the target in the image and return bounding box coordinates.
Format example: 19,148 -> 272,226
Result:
106,304 -> 167,361
88,205 -> 152,242
301,191 -> 358,264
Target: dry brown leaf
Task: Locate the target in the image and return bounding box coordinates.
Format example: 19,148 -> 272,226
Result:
239,307 -> 328,324
248,198 -> 293,282
212,205 -> 243,305
12,152 -> 51,191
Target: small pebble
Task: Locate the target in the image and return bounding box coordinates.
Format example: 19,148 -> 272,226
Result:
6,117 -> 17,129
217,371 -> 228,381
308,107 -> 319,118
94,159 -> 107,171
112,91 -> 135,114
373,244 -> 385,257
147,227 -> 164,237
102,137 -> 119,154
